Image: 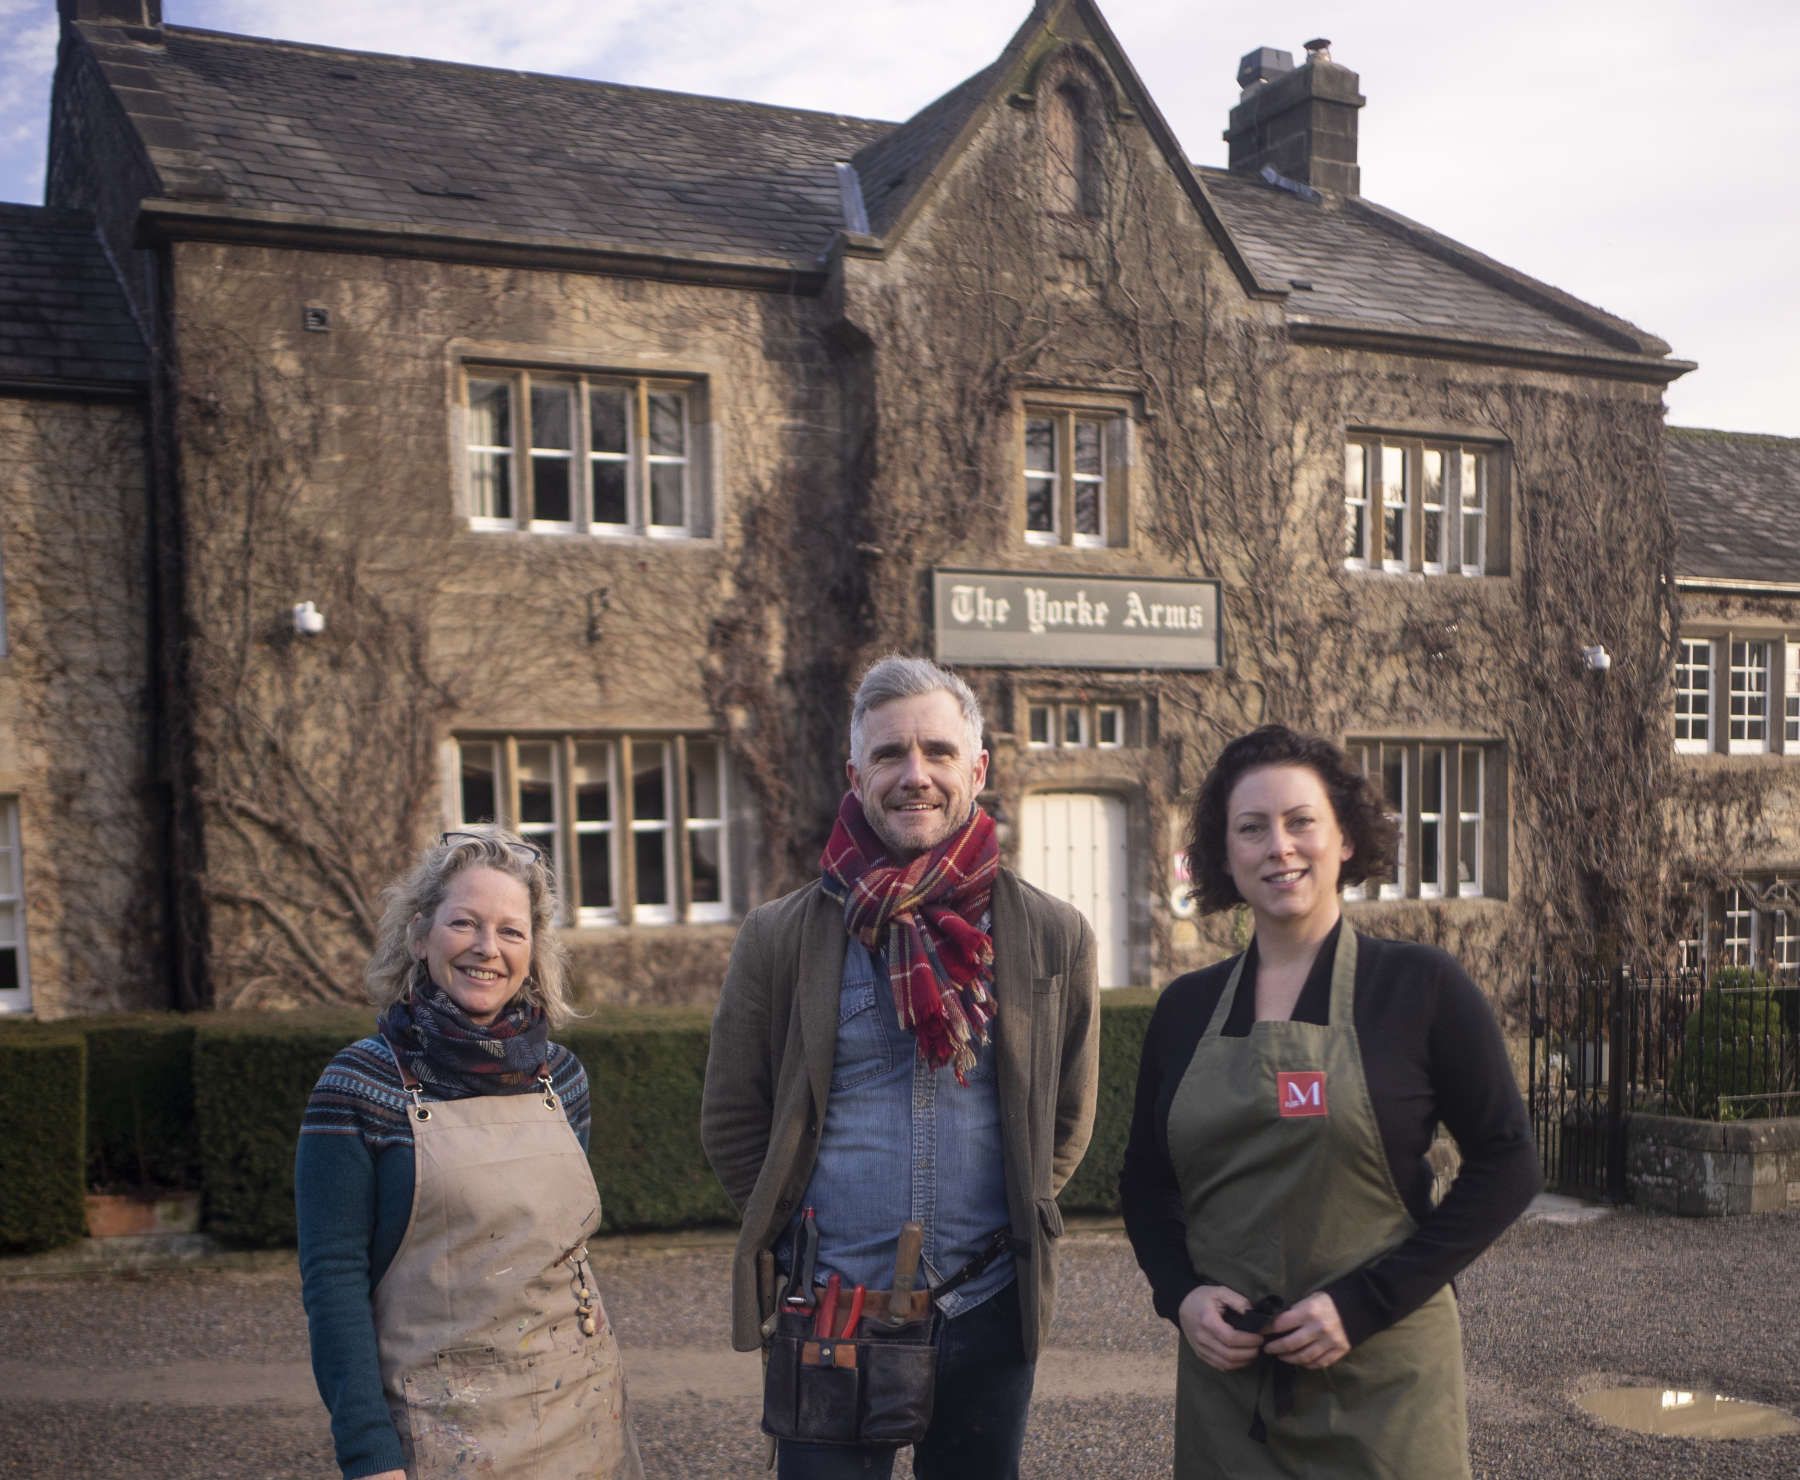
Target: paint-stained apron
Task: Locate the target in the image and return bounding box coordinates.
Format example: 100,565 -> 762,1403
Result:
1167,928 -> 1471,1479
372,1057 -> 644,1480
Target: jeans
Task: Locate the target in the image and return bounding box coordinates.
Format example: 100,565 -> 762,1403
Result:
776,1279 -> 1035,1480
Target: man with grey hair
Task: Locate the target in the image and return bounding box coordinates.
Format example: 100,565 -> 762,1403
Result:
703,654 -> 1100,1480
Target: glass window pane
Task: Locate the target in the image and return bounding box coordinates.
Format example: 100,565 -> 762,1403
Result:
1461,452 -> 1482,510
1421,747 -> 1444,807
574,743 -> 610,822
459,743 -> 497,824
1459,819 -> 1480,884
470,452 -> 511,521
687,741 -> 722,821
1422,450 -> 1443,504
1025,478 -> 1055,533
590,388 -> 629,455
650,463 -> 685,528
1345,443 -> 1366,497
531,384 -> 573,450
1074,482 -> 1101,537
1074,420 -> 1102,477
633,744 -> 667,821
579,832 -> 612,911
1096,707 -> 1121,746
532,456 -> 571,523
1420,819 -> 1440,888
1024,418 -> 1054,473
0,947 -> 16,994
469,379 -> 511,447
648,393 -> 685,457
1063,707 -> 1085,746
1461,748 -> 1482,812
1028,705 -> 1051,745
635,830 -> 668,906
592,461 -> 628,526
518,743 -> 556,825
690,829 -> 723,905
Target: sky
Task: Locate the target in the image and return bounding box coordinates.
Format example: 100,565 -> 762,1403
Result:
3,0 -> 1797,435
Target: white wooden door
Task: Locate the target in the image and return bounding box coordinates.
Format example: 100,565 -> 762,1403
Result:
1018,791 -> 1131,988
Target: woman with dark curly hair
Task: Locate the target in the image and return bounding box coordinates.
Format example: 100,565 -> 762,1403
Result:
296,829 -> 642,1480
1119,725 -> 1539,1478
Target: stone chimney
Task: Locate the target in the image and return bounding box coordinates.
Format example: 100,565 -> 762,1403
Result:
57,0 -> 163,27
1224,38 -> 1364,196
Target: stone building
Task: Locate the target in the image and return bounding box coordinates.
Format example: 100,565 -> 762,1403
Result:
14,0 -> 1716,1016
1665,427 -> 1800,974
0,203 -> 155,1016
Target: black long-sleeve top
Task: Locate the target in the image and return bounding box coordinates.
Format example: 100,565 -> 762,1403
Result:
1119,924 -> 1541,1349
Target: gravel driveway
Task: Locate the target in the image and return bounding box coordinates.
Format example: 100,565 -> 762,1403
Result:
1,1203 -> 1795,1478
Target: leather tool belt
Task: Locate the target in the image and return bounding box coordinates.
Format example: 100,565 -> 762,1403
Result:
760,1227 -> 1022,1448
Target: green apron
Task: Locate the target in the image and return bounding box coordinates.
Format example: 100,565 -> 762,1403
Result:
1167,927 -> 1470,1479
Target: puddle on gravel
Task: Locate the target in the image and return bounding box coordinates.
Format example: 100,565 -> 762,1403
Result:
1578,1387 -> 1800,1439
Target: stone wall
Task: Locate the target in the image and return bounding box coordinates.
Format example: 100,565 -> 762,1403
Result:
1626,1111 -> 1800,1216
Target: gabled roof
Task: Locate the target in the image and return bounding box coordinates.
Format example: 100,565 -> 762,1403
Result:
1667,428 -> 1800,588
1201,169 -> 1677,374
75,21 -> 890,270
64,8 -> 1680,377
0,205 -> 146,394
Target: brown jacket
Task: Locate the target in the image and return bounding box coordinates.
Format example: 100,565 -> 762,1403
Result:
700,868 -> 1099,1359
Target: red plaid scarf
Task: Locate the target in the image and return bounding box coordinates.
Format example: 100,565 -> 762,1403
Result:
819,791 -> 999,1084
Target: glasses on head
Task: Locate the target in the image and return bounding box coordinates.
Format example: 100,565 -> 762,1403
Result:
440,829 -> 547,865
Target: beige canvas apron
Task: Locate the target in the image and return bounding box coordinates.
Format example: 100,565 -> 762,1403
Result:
1166,928 -> 1471,1479
372,1052 -> 644,1480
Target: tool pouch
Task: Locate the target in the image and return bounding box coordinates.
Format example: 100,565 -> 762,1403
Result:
760,1292 -> 939,1447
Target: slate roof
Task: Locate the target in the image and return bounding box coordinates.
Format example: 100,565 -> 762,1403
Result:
82,23 -> 889,266
75,19 -> 1670,366
1199,169 -> 1667,359
1667,428 -> 1800,586
0,205 -> 146,393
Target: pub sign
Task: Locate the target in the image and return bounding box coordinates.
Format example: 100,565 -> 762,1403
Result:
932,569 -> 1222,670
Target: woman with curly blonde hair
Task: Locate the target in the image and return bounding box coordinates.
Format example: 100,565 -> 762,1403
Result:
297,829 -> 641,1480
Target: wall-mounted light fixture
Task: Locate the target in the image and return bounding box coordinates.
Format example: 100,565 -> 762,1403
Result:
293,601 -> 326,636
1581,644 -> 1611,673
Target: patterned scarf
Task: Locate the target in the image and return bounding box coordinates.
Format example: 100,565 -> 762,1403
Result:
377,973 -> 550,1097
820,791 -> 999,1084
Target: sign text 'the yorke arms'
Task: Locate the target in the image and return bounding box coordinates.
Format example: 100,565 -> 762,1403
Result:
932,570 -> 1222,671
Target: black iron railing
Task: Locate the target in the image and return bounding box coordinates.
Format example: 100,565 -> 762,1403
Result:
1527,967 -> 1800,1198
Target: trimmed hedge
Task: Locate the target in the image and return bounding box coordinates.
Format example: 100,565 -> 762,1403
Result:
192,1009 -> 369,1247
0,1036 -> 88,1252
2,996 -> 1161,1251
1060,989 -> 1155,1213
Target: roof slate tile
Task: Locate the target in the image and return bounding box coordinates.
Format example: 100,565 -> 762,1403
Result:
1667,428 -> 1800,586
0,205 -> 146,391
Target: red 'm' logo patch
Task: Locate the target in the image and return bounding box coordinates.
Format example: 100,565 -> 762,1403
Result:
1277,1071 -> 1327,1118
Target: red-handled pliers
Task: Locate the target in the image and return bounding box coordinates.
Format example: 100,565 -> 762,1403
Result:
839,1284 -> 866,1338
813,1273 -> 841,1338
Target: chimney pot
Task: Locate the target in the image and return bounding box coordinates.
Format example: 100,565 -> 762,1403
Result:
1304,38 -> 1332,61
1236,47 -> 1295,92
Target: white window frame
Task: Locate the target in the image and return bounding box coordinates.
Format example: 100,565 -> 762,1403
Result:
1787,643 -> 1800,747
1674,637 -> 1714,754
462,368 -> 701,538
0,798 -> 27,1013
1344,435 -> 1500,576
451,733 -> 730,927
1772,907 -> 1799,980
1457,747 -> 1485,899
1061,705 -> 1090,747
1728,640 -> 1771,754
1417,746 -> 1448,899
1095,705 -> 1125,749
1723,886 -> 1756,966
1420,448 -> 1448,575
1021,405 -> 1123,548
1026,704 -> 1054,749
1343,443 -> 1369,569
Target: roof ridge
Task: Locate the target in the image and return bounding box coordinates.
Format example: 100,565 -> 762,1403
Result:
156,23 -> 899,131
1669,425 -> 1800,447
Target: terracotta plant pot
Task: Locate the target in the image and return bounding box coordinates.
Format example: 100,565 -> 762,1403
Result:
83,1191 -> 202,1239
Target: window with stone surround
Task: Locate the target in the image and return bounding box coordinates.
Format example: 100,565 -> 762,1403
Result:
452,734 -> 730,927
1342,739 -> 1505,901
463,368 -> 706,537
1024,698 -> 1140,750
1022,401 -> 1130,547
1682,878 -> 1800,980
0,798 -> 28,1012
1344,435 -> 1503,575
1673,634 -> 1800,756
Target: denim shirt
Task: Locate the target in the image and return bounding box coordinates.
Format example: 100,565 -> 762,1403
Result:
781,932 -> 1014,1319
